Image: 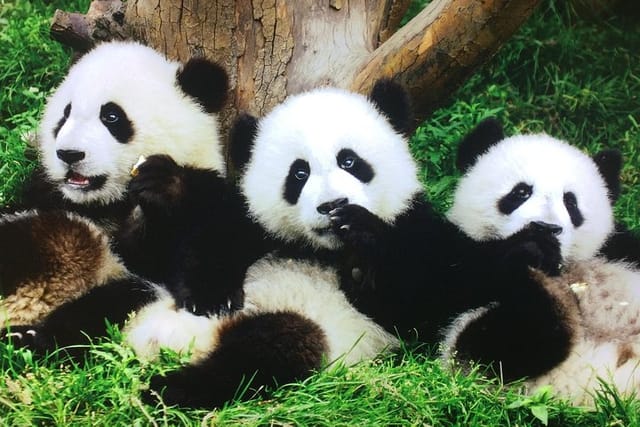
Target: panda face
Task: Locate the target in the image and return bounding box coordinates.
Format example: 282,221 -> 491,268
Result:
39,41 -> 226,205
241,87 -> 421,249
447,133 -> 614,262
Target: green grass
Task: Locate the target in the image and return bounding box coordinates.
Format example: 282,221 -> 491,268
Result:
1,0 -> 640,425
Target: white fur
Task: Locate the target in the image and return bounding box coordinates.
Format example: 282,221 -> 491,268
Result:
123,287 -> 221,363
39,41 -> 225,205
525,259 -> 640,404
123,257 -> 399,366
241,87 -> 421,249
243,256 -> 399,365
448,133 -> 614,262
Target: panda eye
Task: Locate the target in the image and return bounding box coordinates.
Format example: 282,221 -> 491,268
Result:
101,110 -> 120,124
498,182 -> 533,215
511,183 -> 532,199
340,157 -> 355,169
294,169 -> 309,180
63,103 -> 71,118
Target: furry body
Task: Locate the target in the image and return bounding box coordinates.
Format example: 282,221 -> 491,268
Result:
442,118 -> 640,404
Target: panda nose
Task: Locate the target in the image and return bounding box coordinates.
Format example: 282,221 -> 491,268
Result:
57,149 -> 85,165
317,198 -> 349,214
531,221 -> 563,236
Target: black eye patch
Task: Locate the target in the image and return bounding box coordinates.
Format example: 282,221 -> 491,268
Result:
53,103 -> 72,138
563,191 -> 584,227
336,148 -> 374,183
498,182 -> 533,215
100,102 -> 134,143
283,159 -> 310,205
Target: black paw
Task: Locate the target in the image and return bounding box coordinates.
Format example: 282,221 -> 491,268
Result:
176,288 -> 244,317
503,222 -> 562,276
329,204 -> 388,249
128,154 -> 185,214
1,325 -> 43,351
144,371 -> 199,408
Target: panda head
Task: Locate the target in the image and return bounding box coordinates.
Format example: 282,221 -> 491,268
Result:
38,41 -> 229,205
231,80 -> 422,250
448,118 -> 621,262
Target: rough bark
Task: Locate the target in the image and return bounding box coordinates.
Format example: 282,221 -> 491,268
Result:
51,0 -> 541,133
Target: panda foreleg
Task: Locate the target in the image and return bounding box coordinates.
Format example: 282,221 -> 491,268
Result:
145,310 -> 328,408
441,269 -> 580,383
1,275 -> 159,359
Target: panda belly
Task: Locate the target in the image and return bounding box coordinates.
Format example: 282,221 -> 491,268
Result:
242,256 -> 399,365
124,255 -> 397,367
525,258 -> 640,404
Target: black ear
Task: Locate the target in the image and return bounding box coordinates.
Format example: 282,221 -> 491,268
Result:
456,117 -> 505,173
368,79 -> 412,135
177,57 -> 229,113
592,149 -> 623,203
228,113 -> 259,174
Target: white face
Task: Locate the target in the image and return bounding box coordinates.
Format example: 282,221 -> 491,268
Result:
447,134 -> 615,262
241,87 -> 422,250
38,41 -> 225,205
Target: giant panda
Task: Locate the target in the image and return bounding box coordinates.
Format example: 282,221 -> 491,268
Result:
140,81 -> 572,408
3,81 -> 414,408
5,82 -> 563,409
441,118 -> 640,404
0,40 -> 235,323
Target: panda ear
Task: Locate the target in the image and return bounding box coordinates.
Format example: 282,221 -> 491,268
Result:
593,149 -> 623,203
177,57 -> 229,113
456,117 -> 505,173
368,79 -> 412,135
228,113 -> 259,175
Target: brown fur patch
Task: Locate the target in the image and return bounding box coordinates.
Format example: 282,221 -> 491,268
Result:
617,343 -> 635,367
1,211 -> 126,324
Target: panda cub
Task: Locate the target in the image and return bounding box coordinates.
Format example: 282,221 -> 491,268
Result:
1,40 -> 234,322
3,83 -> 404,407
142,81 -> 567,408
442,118 -> 640,404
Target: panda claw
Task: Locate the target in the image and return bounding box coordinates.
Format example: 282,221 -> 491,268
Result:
340,225 -> 350,231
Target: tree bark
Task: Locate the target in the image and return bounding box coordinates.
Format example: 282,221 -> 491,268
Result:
52,0 -> 542,133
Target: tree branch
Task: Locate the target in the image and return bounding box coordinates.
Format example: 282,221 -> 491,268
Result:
351,0 -> 542,130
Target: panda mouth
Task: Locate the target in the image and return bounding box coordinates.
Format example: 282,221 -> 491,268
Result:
64,172 -> 107,191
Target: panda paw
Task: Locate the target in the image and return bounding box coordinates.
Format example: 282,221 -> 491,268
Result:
144,370 -> 215,408
504,222 -> 563,276
128,154 -> 185,215
330,204 -> 389,250
1,325 -> 44,352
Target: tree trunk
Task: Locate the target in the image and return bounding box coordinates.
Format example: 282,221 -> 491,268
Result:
52,0 -> 542,134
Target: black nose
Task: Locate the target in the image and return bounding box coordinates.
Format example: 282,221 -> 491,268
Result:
317,197 -> 349,214
56,149 -> 85,165
531,221 -> 563,235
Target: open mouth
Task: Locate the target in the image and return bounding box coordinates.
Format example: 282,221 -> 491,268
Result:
64,171 -> 107,191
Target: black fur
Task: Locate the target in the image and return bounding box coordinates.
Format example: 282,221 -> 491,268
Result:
497,182 -> 532,215
145,311 -> 327,408
100,102 -> 134,143
563,191 -> 584,227
2,276 -> 158,358
53,103 -> 71,138
592,149 -> 622,202
177,57 -> 229,113
455,117 -> 505,173
368,79 -> 412,135
118,154 -> 271,315
227,113 -> 258,176
283,159 -> 310,205
336,148 -> 374,183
